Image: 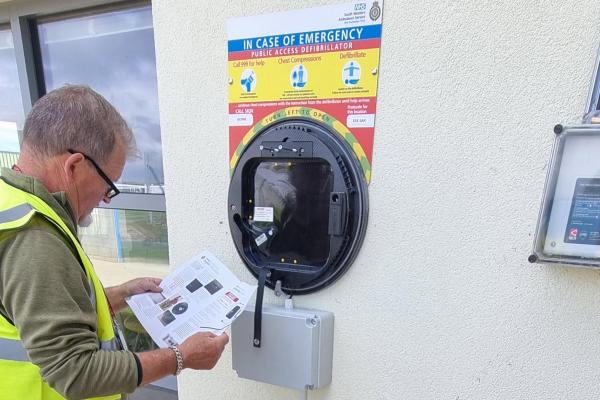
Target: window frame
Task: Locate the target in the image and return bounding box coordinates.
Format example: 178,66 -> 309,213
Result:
585,44 -> 600,117
0,0 -> 165,212
0,22 -> 25,155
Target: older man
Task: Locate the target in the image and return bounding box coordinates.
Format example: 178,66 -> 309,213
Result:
0,85 -> 228,399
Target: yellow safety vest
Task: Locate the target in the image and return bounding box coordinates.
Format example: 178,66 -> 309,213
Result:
0,179 -> 122,400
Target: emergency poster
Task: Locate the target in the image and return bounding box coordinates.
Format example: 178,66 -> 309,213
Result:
227,1 -> 384,183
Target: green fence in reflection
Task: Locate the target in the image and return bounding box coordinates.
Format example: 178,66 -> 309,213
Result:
120,210 -> 169,264
80,208 -> 169,265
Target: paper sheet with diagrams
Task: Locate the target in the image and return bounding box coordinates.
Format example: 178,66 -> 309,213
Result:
125,250 -> 256,348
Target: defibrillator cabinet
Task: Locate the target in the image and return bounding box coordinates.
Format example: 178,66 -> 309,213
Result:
228,118 -> 369,295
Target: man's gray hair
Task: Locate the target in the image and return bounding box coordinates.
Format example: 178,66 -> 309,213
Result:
22,85 -> 136,164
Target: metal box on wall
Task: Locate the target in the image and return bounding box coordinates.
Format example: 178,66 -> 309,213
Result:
531,125 -> 600,267
231,305 -> 334,390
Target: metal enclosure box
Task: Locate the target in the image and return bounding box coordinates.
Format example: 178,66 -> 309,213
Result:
231,305 -> 334,390
531,125 -> 600,268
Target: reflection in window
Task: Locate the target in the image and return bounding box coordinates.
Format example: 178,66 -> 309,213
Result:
80,208 -> 169,265
249,160 -> 333,266
81,207 -> 168,353
0,27 -> 24,160
37,6 -> 164,190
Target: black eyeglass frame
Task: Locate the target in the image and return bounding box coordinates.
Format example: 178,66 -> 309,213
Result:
67,149 -> 120,199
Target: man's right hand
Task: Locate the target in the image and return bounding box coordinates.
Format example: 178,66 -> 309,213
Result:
137,331 -> 229,386
179,331 -> 230,370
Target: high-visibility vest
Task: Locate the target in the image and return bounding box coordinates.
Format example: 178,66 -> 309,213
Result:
0,178 -> 123,400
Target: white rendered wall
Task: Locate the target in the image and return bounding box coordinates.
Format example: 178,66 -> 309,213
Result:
152,1 -> 600,398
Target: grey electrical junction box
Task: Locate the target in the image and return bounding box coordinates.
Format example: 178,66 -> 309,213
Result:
231,305 -> 334,390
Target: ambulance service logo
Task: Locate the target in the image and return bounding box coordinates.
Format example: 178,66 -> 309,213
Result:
369,1 -> 381,21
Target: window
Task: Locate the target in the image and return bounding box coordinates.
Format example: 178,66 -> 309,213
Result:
32,5 -> 170,277
80,208 -> 169,282
37,6 -> 164,189
0,26 -> 24,163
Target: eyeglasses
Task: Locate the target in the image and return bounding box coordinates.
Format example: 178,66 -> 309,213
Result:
67,149 -> 120,199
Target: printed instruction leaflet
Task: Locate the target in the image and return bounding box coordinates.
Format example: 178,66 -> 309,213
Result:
125,251 -> 256,348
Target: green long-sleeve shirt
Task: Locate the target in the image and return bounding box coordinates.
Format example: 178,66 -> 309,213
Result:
0,168 -> 138,399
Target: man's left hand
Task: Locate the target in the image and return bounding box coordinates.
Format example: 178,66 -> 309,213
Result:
107,277 -> 163,312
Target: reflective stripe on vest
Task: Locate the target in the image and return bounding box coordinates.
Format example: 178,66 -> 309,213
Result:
0,337 -> 117,362
86,276 -> 119,351
89,277 -> 97,313
100,339 -> 119,351
0,337 -> 28,362
0,203 -> 33,224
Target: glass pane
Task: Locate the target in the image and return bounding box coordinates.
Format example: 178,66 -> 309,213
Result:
80,209 -> 170,285
115,308 -> 160,353
80,208 -> 169,352
248,159 -> 333,266
37,6 -> 164,190
0,27 -> 24,158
